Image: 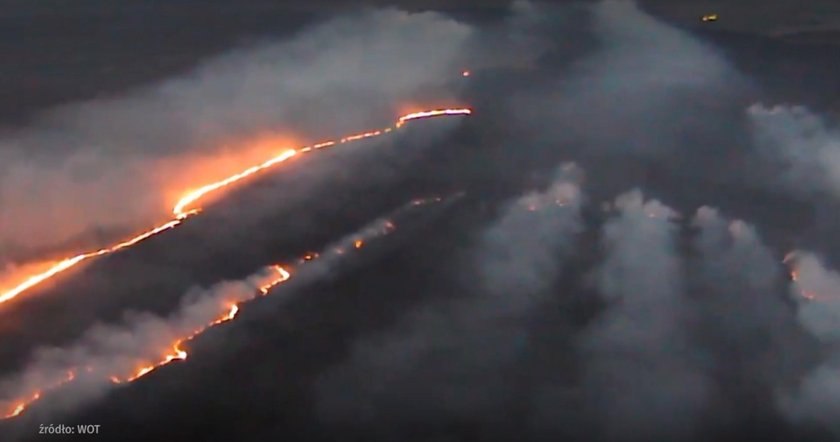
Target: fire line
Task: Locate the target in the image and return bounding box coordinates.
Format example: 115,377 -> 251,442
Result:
1,194 -> 452,419
0,108 -> 471,307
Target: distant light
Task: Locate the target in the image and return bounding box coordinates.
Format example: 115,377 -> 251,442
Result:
462,70 -> 471,77
701,13 -> 718,22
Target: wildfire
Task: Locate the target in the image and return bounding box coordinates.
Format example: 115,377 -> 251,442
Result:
784,252 -> 824,301
3,370 -> 76,419
0,206 -> 419,418
2,265 -> 291,418
110,265 -> 292,384
0,108 -> 471,308
172,150 -> 298,217
396,108 -> 472,128
0,219 -> 185,306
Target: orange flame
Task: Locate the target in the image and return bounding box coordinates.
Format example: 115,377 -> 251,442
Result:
2,370 -> 75,418
0,214 -> 407,418
172,150 -> 297,217
783,252 -> 822,301
395,108 -> 472,128
0,108 -> 471,308
0,219 -> 185,306
110,266 -> 289,385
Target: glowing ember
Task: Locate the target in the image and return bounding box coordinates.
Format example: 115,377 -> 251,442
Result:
172,150 -> 298,217
396,108 -> 472,128
1,192 -> 461,418
0,219 -> 184,306
2,370 -> 75,418
0,108 -> 472,308
783,251 -> 834,302
1,210 -> 411,418
111,266 -> 287,387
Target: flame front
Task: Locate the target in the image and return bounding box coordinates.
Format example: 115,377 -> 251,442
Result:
395,108 -> 472,128
0,209 -> 418,418
3,370 -> 75,419
117,265 -> 292,384
0,108 -> 471,307
0,219 -> 184,305
2,266 -> 292,417
172,150 -> 298,217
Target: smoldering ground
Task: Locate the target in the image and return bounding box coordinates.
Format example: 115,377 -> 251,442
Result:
4,1 -> 840,441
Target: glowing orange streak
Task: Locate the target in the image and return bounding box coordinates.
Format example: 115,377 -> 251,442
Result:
172,109 -> 469,217
1,265 -> 290,417
2,370 -> 75,419
116,266 -> 290,384
1,210 -> 411,417
0,108 -> 470,308
172,150 -> 297,217
1,195 -> 454,418
0,219 -> 185,305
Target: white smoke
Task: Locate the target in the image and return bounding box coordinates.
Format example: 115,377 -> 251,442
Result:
0,8 -> 472,261
748,104 -> 840,199
0,268 -> 281,417
316,163 -> 585,426
0,208 -> 406,418
513,0 -> 741,156
786,252 -> 840,341
577,190 -> 709,440
690,206 -> 814,430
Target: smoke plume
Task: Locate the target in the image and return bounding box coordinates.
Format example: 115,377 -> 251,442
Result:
689,206 -> 815,432
576,190 -> 710,440
778,252 -> 840,435
315,163 -> 585,429
0,207 -> 406,419
748,104 -> 840,200
0,8 -> 471,264
513,0 -> 743,158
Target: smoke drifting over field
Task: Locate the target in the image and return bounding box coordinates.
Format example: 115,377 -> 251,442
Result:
5,1 -> 840,441
316,163 -> 584,428
0,9 -> 470,262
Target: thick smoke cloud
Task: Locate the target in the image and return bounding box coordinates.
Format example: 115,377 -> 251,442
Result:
0,8 -> 471,264
574,190 -> 710,440
7,1 -> 840,439
690,207 -> 812,431
513,0 -> 744,158
778,252 -> 840,435
786,252 -> 840,339
315,163 -> 584,429
749,104 -> 840,199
